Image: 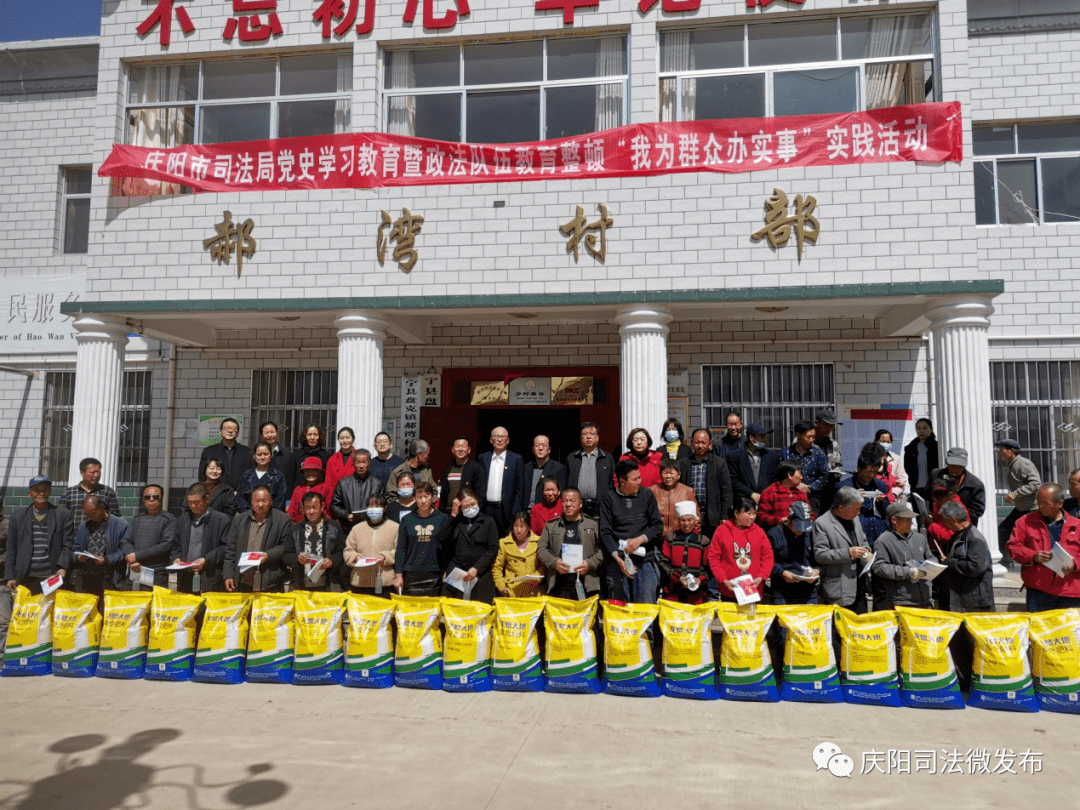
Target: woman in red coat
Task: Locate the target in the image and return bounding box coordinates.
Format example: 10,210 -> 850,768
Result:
708,497 -> 774,601
756,460 -> 812,530
619,427 -> 664,489
324,426 -> 356,497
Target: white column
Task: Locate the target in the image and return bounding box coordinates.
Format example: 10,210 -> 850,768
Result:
68,316 -> 128,487
615,304 -> 672,438
926,298 -> 1003,569
335,310 -> 387,449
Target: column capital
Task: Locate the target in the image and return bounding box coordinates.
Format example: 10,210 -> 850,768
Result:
72,315 -> 129,344
614,304 -> 673,336
334,310 -> 387,341
925,299 -> 995,330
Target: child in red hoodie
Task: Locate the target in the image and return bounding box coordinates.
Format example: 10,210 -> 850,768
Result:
708,497 -> 774,601
756,460 -> 813,530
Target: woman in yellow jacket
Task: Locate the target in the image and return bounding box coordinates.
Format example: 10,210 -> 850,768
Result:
493,512 -> 546,598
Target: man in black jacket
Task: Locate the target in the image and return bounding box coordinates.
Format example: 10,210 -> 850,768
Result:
566,422 -> 615,519
599,459 -> 664,604
124,484 -> 176,589
930,446 -> 987,526
936,501 -> 995,613
285,491 -> 346,591
330,449 -> 385,529
198,418 -> 254,490
439,436 -> 486,515
171,483 -> 233,594
522,434 -> 567,510
727,423 -> 780,503
223,486 -> 292,593
5,476 -> 73,594
679,429 -> 734,540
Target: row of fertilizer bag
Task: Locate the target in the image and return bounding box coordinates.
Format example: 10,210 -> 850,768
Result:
3,585 -> 1079,715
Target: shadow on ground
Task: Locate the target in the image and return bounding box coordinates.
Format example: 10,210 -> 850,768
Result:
0,729 -> 289,809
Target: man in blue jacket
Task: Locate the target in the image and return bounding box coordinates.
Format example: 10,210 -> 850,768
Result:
478,426 -> 523,536
70,494 -> 132,596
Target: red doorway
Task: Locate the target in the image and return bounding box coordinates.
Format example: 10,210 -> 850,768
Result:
421,365 -> 621,474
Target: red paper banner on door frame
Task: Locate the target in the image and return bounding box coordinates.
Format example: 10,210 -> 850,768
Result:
99,101 -> 962,195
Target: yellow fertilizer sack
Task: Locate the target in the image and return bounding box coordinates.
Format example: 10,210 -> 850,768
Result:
246,592 -> 297,684
293,591 -> 347,685
51,591 -> 102,678
658,600 -> 717,700
715,604 -> 778,702
601,601 -> 661,698
776,605 -> 842,703
391,594 -> 442,689
2,586 -> 55,676
896,607 -> 964,709
441,598 -> 494,692
146,587 -> 203,681
834,609 -> 901,707
194,593 -> 252,684
965,613 -> 1038,713
343,595 -> 395,688
1029,609 -> 1080,714
96,590 -> 153,679
492,597 -> 546,692
543,595 -> 600,694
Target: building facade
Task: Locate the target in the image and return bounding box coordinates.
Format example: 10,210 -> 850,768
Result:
0,0 -> 1077,533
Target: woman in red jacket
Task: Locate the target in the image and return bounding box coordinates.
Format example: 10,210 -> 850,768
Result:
756,460 -> 812,530
708,497 -> 774,601
619,427 -> 664,489
324,426 -> 356,497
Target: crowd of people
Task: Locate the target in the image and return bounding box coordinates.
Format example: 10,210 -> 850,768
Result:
2,411 -> 1079,655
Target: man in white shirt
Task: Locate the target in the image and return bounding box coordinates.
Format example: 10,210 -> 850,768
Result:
478,426 -> 523,536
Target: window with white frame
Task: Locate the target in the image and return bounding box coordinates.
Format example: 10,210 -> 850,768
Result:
973,122 -> 1080,226
383,35 -> 627,143
659,12 -> 936,122
123,52 -> 352,193
40,370 -> 153,486
701,364 -> 836,443
61,166 -> 91,254
250,370 -> 338,453
991,361 -> 1080,493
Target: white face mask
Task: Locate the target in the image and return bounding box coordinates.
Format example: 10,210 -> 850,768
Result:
663,430 -> 679,443
463,505 -> 480,520
751,439 -> 767,450
398,487 -> 414,498
366,507 -> 384,522
879,442 -> 892,452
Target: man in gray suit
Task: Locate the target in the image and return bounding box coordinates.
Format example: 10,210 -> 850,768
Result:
812,487 -> 871,614
536,488 -> 603,600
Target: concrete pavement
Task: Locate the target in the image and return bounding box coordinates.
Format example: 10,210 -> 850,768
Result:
0,674 -> 1074,810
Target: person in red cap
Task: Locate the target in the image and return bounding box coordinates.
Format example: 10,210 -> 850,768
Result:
287,456 -> 333,522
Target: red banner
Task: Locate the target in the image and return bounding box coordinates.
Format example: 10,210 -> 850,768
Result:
99,101 -> 962,195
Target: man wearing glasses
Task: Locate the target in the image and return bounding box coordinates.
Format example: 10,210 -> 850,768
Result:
123,484 -> 176,589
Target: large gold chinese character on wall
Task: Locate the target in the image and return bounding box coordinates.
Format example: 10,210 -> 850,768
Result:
560,202 -> 613,262
203,211 -> 257,277
377,207 -> 425,272
751,188 -> 819,261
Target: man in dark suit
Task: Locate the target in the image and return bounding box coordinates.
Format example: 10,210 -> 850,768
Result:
439,436 -> 487,515
522,434 -> 568,510
223,486 -> 292,593
5,475 -> 73,594
566,422 -> 615,520
171,483 -> 233,594
679,429 -> 734,540
727,423 -> 780,503
478,426 -> 523,536
198,418 -> 254,490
